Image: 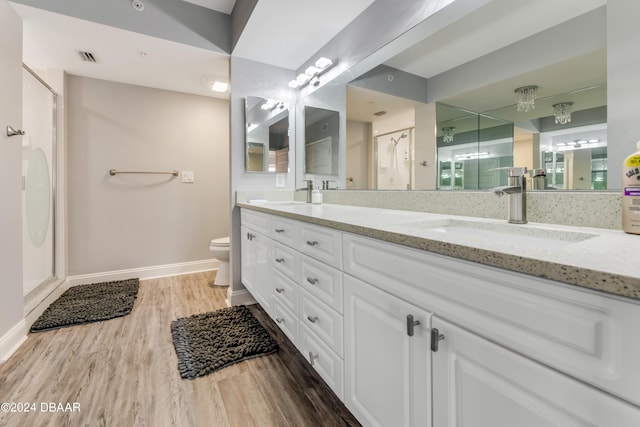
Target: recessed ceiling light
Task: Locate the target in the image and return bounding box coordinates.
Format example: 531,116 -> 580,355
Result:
132,0 -> 144,11
210,81 -> 228,92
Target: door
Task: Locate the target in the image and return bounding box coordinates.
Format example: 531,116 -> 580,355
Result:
22,66 -> 57,296
240,226 -> 272,314
0,0 -> 24,338
431,317 -> 640,427
344,274 -> 431,427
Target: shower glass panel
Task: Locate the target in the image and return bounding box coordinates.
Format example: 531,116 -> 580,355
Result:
22,66 -> 56,296
375,128 -> 414,190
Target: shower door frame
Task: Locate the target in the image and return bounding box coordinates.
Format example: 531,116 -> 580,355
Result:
22,64 -> 58,296
373,127 -> 415,190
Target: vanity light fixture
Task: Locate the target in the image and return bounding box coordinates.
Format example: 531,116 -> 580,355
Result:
514,85 -> 538,112
552,102 -> 573,125
442,127 -> 456,144
289,57 -> 334,89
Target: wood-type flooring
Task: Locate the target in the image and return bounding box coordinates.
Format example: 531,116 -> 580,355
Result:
0,272 -> 360,427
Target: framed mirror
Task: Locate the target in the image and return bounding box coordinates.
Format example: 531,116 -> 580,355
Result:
245,96 -> 290,173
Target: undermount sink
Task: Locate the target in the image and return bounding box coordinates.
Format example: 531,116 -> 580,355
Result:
252,200 -> 307,206
399,219 -> 598,249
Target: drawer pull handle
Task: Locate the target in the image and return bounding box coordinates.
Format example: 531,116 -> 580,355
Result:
275,228 -> 285,233
275,288 -> 285,293
308,351 -> 319,366
430,328 -> 446,352
406,314 -> 421,337
306,277 -> 319,285
307,315 -> 318,323
275,258 -> 285,263
275,318 -> 284,324
306,240 -> 319,247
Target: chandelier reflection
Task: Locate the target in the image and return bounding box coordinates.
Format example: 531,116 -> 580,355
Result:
514,85 -> 538,112
442,127 -> 456,144
552,102 -> 573,125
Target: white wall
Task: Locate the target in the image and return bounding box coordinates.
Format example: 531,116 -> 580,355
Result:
0,0 -> 26,360
66,76 -> 229,276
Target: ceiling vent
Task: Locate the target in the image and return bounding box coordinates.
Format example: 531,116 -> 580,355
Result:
374,110 -> 387,117
78,51 -> 97,63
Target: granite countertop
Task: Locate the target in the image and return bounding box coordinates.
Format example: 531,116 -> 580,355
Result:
238,201 -> 640,301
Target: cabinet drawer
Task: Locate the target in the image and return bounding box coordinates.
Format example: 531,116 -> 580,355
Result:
273,269 -> 298,314
300,254 -> 343,314
241,209 -> 271,236
273,242 -> 298,281
343,232 -> 640,406
300,324 -> 344,400
272,216 -> 298,247
272,299 -> 298,347
299,222 -> 342,268
300,290 -> 343,357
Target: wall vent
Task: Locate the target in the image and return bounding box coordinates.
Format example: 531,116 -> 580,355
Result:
79,51 -> 97,63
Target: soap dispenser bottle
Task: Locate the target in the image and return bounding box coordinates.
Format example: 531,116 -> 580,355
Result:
622,140 -> 640,234
312,181 -> 323,204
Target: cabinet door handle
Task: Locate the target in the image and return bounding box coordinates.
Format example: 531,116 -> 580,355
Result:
306,277 -> 318,285
306,240 -> 319,247
307,315 -> 318,323
406,314 -> 421,337
275,258 -> 285,263
430,328 -> 446,352
246,232 -> 255,241
275,288 -> 285,293
275,318 -> 284,324
275,228 -> 285,233
308,351 -> 319,366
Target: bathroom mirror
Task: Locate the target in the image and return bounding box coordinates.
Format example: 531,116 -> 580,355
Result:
245,96 -> 290,173
336,2 -> 610,190
304,106 -> 340,177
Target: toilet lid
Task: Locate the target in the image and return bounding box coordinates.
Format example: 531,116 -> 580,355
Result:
210,236 -> 230,247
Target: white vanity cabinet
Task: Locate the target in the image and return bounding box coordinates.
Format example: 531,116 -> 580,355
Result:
432,316 -> 640,427
239,222 -> 272,316
344,274 -> 431,427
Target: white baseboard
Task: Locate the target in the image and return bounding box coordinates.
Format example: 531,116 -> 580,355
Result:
66,259 -> 219,287
0,320 -> 27,364
226,287 -> 257,306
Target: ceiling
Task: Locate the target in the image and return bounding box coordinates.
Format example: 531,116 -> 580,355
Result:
11,0 -> 374,99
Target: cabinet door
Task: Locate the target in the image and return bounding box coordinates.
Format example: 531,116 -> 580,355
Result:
240,226 -> 272,314
432,317 -> 640,427
344,274 -> 431,427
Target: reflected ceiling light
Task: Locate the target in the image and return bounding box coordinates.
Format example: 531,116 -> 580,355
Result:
553,102 -> 573,125
442,127 -> 456,144
514,85 -> 538,112
202,76 -> 229,92
588,138 -> 599,143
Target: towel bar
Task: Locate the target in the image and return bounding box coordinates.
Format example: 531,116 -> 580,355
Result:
109,169 -> 179,176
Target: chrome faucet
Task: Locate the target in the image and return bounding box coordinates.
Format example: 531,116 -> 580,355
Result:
492,167 -> 527,224
298,179 -> 314,203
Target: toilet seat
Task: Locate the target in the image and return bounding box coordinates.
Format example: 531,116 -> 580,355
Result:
210,237 -> 230,247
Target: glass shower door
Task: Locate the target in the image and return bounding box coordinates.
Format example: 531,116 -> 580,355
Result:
22,66 -> 56,296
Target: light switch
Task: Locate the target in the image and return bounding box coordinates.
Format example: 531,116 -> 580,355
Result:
275,173 -> 285,188
181,171 -> 194,183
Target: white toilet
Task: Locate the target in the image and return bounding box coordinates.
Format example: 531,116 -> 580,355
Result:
209,237 -> 230,286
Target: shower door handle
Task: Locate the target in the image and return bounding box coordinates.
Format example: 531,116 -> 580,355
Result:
6,125 -> 25,137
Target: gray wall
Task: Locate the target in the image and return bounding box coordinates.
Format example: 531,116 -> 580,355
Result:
607,0 -> 640,189
229,57 -> 295,299
67,76 -> 229,275
0,0 -> 24,356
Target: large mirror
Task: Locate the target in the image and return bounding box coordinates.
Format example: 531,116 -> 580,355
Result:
245,96 -> 290,173
326,2 -> 609,191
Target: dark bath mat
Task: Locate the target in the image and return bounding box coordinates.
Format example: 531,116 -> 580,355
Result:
30,278 -> 139,332
171,305 -> 279,379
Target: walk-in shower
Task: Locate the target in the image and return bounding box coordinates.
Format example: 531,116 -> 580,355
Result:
375,128 -> 414,190
22,65 -> 57,297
